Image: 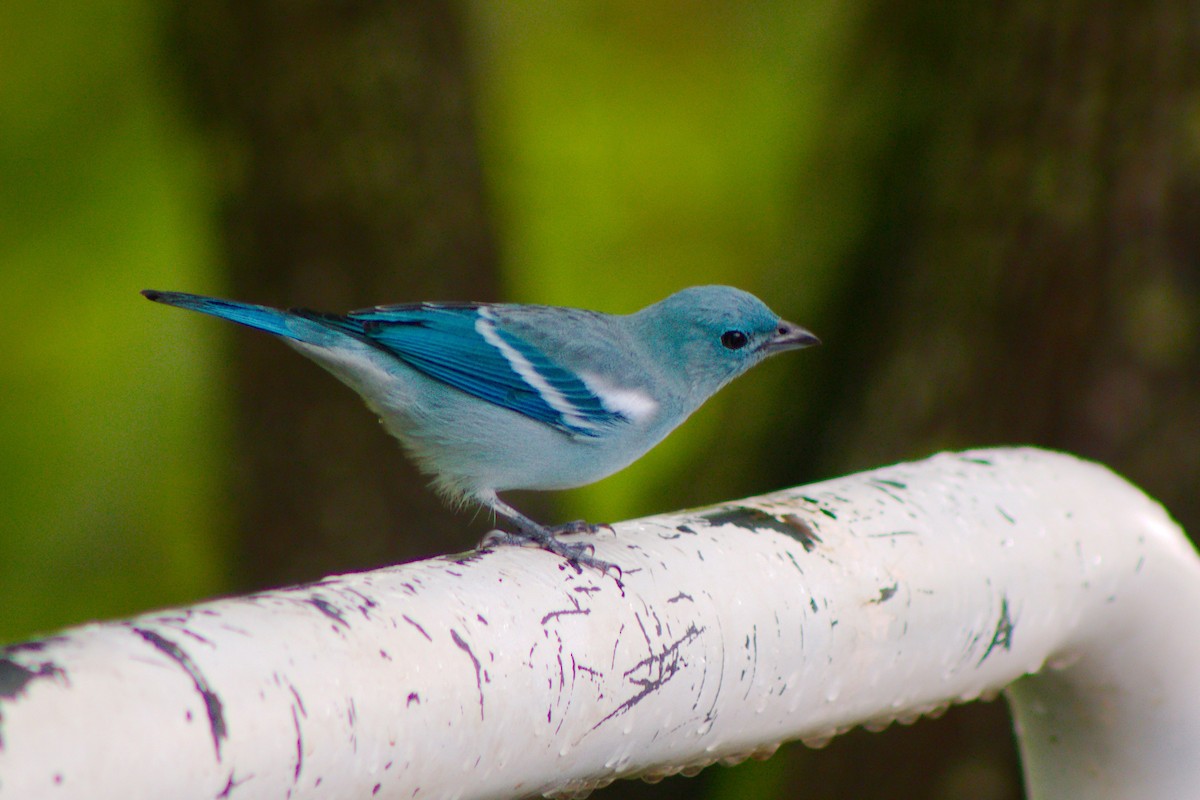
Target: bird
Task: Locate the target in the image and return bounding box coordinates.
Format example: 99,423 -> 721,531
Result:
142,286 -> 819,571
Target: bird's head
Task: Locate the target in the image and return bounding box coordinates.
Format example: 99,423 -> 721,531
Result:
634,285 -> 819,401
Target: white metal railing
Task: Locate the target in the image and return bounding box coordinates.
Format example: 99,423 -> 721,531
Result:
1,447 -> 1196,799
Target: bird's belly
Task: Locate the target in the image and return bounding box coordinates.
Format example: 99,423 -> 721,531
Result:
295,340 -> 671,496
378,384 -> 666,494
405,409 -> 656,492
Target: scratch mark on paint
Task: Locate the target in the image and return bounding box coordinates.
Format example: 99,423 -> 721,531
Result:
403,615 -> 432,641
291,703 -> 304,781
289,684 -> 307,716
594,623 -> 705,729
541,594 -> 589,625
742,624 -> 759,698
979,596 -> 1015,664
133,628 -> 227,760
451,629 -> 485,720
868,478 -> 907,502
308,596 -> 349,628
215,771 -> 249,798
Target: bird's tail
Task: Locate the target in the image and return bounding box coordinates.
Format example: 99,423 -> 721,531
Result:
142,290 -> 337,344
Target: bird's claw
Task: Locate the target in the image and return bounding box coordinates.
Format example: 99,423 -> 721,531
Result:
477,526 -> 620,577
552,519 -> 614,536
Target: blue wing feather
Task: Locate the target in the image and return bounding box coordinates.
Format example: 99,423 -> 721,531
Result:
143,292 -> 627,436
328,304 -> 625,436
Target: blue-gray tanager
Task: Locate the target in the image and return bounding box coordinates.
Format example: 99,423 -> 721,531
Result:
143,286 -> 818,570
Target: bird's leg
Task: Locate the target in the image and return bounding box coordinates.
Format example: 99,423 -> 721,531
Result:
477,494 -> 618,574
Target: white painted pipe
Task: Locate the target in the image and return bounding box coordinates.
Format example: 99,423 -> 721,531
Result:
1,448 -> 1195,799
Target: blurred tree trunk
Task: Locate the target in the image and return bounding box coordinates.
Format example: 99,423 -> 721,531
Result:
767,2 -> 1200,800
175,0 -> 500,589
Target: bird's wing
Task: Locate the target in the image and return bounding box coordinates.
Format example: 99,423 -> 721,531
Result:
330,303 -> 626,437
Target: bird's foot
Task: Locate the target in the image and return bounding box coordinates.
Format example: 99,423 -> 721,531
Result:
478,525 -> 620,576
552,519 -> 614,536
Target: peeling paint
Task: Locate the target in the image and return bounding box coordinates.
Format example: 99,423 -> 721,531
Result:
871,583 -> 899,604
0,656 -> 63,701
0,655 -> 65,750
701,506 -> 788,533
781,514 -> 822,552
701,506 -> 825,552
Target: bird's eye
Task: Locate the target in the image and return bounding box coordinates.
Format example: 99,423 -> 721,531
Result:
721,330 -> 749,350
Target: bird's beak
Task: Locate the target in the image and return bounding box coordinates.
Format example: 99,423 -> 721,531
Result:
763,320 -> 820,352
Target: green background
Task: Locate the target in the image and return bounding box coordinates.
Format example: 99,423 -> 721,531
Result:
3,2 -> 1197,799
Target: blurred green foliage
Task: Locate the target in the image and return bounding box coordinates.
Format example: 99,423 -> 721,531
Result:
0,0 -> 228,641
9,2 -> 1193,799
